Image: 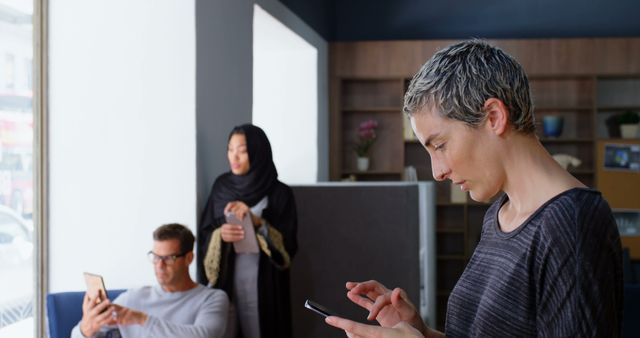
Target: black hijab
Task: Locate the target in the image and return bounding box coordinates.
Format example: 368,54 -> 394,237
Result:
211,124 -> 278,218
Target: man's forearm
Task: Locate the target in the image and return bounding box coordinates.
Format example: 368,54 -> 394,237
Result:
141,315 -> 226,338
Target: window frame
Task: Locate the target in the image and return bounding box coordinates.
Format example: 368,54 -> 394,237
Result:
33,0 -> 48,336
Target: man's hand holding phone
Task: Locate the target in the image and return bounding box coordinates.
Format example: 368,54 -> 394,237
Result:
79,292 -> 116,337
81,273 -> 117,336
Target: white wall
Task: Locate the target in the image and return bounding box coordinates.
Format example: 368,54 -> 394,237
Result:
253,4 -> 318,184
196,0 -> 329,213
49,0 -> 196,291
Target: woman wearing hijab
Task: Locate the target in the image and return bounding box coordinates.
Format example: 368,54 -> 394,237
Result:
197,124 -> 298,338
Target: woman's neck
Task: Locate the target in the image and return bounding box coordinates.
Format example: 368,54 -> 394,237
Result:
499,135 -> 584,224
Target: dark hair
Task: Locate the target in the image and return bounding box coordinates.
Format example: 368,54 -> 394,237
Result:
228,126 -> 245,141
153,223 -> 195,254
403,39 -> 536,134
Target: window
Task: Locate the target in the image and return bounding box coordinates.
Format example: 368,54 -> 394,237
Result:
0,0 -> 35,336
252,4 -> 318,184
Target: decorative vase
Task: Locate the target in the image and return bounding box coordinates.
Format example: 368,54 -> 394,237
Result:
356,157 -> 370,171
620,124 -> 639,139
542,115 -> 564,138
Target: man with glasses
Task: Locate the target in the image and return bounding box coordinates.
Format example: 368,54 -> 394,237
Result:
71,223 -> 231,338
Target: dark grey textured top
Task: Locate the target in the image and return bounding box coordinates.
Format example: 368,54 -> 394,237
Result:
445,188 -> 622,337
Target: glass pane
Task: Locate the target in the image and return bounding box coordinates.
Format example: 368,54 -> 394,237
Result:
0,0 -> 34,337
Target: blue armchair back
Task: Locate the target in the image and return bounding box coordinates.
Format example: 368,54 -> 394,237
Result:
47,289 -> 125,338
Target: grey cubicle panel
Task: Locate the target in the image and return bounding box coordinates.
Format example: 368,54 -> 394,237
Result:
290,182 -> 435,338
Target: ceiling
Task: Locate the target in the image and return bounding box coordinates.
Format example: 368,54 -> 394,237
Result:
279,0 -> 640,41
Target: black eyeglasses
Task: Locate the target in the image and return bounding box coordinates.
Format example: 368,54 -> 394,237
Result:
147,251 -> 189,265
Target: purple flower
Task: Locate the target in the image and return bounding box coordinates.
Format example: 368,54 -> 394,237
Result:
354,119 -> 379,157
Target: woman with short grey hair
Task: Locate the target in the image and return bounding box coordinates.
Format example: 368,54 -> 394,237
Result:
327,40 -> 622,338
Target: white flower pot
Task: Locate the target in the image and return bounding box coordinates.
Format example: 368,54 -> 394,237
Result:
620,124 -> 639,139
357,157 -> 370,171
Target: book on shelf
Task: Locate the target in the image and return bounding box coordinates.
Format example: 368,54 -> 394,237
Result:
403,115 -> 417,141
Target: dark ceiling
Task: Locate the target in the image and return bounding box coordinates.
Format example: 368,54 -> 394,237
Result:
279,0 -> 640,41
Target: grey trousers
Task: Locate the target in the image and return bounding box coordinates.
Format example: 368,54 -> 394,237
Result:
233,253 -> 261,338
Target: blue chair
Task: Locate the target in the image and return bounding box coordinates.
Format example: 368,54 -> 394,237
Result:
47,289 -> 125,338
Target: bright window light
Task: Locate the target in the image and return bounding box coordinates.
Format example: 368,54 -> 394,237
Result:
253,4 -> 318,184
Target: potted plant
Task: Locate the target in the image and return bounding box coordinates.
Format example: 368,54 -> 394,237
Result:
354,119 -> 379,171
618,110 -> 640,139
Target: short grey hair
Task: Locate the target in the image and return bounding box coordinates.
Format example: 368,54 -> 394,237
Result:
403,39 -> 536,134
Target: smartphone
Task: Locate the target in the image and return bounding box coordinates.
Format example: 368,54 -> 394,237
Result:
225,212 -> 259,254
83,272 -> 108,304
304,299 -> 336,318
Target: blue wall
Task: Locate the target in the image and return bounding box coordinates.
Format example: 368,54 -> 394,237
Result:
278,0 -> 335,39
279,0 -> 640,41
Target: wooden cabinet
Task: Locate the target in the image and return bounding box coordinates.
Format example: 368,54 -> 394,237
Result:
338,78 -> 405,180
428,201 -> 487,327
329,38 -> 640,330
530,75 -> 597,187
596,76 -> 640,138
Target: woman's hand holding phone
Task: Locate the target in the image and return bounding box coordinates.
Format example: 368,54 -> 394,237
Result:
322,280 -> 434,338
224,201 -> 250,220
225,201 -> 262,228
345,280 -> 428,334
221,201 -> 250,243
325,316 -> 425,338
224,205 -> 261,253
220,223 -> 245,243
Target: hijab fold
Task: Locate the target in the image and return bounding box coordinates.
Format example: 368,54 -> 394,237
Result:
211,124 -> 278,218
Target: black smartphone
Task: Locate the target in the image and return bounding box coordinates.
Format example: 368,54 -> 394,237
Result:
304,299 -> 336,318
